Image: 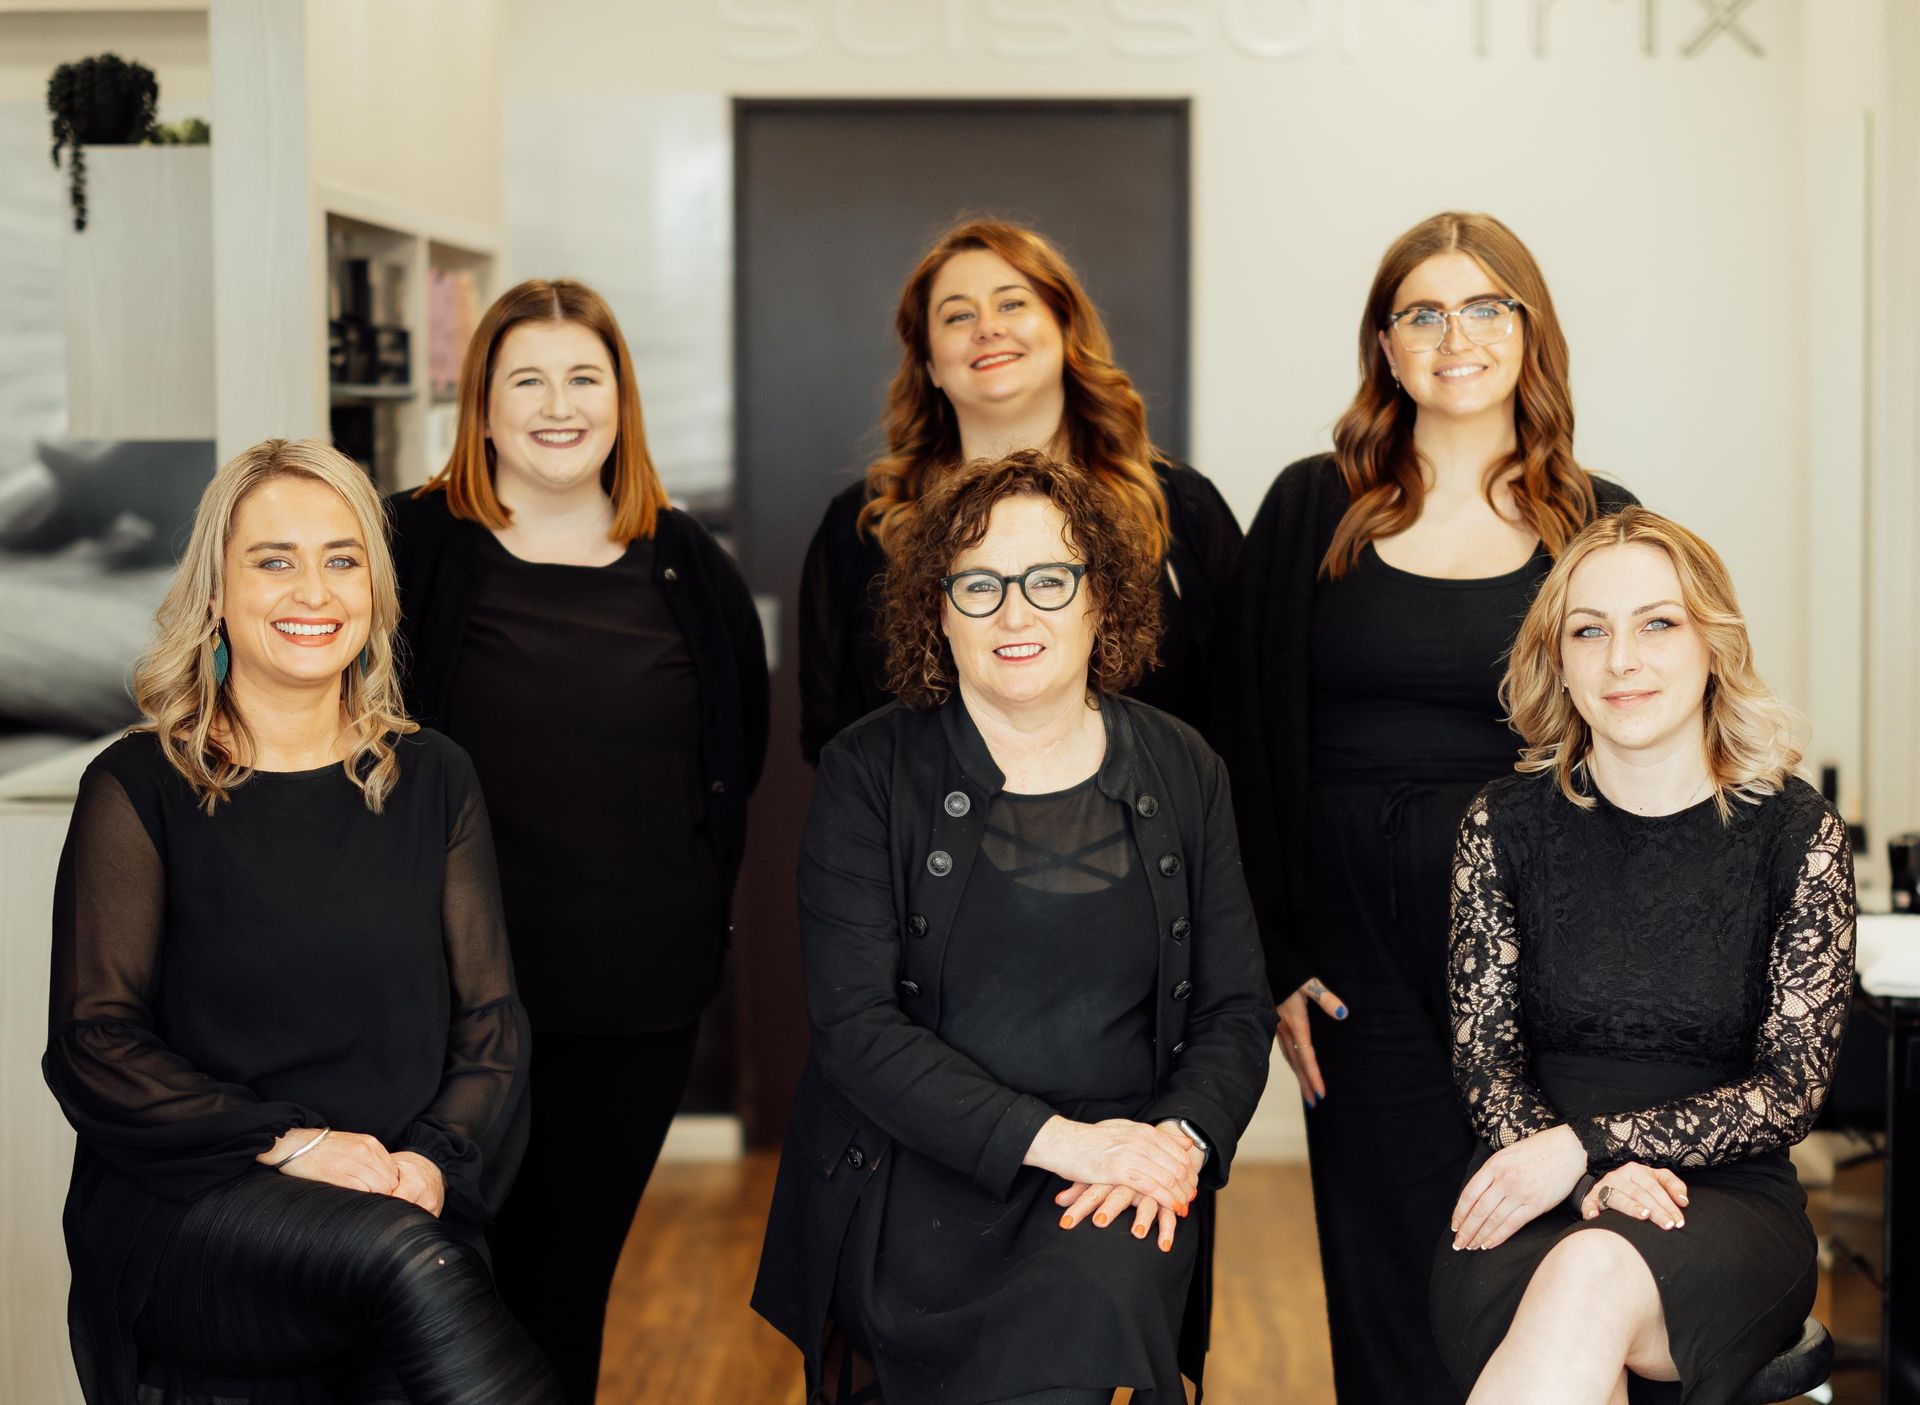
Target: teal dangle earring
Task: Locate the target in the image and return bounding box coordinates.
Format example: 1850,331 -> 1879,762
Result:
210,622 -> 230,686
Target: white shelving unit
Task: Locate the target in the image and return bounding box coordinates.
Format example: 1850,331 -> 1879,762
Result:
318,185 -> 496,491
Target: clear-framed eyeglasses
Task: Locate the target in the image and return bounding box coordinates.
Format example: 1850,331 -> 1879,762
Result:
940,562 -> 1088,618
1385,297 -> 1522,354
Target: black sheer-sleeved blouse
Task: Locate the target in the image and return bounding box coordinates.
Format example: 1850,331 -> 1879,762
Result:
43,728 -> 529,1403
1447,770 -> 1855,1171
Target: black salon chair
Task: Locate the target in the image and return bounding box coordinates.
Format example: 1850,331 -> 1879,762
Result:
1731,1318 -> 1833,1405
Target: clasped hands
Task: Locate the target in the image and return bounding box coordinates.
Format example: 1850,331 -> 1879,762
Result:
255,1129 -> 446,1217
1449,1124 -> 1689,1252
1025,1115 -> 1204,1253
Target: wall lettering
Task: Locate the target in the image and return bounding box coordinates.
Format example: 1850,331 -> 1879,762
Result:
720,0 -> 1770,64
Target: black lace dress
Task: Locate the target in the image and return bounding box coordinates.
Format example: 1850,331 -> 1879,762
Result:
1432,771 -> 1856,1404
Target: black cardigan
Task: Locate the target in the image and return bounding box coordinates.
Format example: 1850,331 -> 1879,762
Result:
385,489 -> 770,880
751,693 -> 1276,1397
1212,454 -> 1639,1001
797,460 -> 1244,763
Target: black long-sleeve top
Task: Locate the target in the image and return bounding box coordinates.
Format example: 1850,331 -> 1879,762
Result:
43,729 -> 528,1404
1448,771 -> 1856,1170
797,459 -> 1243,763
1213,453 -> 1637,999
387,489 -> 770,1031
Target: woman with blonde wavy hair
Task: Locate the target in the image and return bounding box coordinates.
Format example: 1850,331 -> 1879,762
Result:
1215,211 -> 1638,1403
797,216 -> 1242,763
1434,506 -> 1853,1404
42,438 -> 559,1404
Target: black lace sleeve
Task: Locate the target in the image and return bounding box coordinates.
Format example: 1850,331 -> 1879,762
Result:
43,765 -> 322,1202
1573,809 -> 1856,1169
1447,794 -> 1564,1149
399,769 -> 531,1223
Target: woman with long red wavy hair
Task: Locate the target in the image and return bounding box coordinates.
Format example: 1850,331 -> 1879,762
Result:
1215,212 -> 1638,1404
388,278 -> 769,1401
797,217 -> 1243,763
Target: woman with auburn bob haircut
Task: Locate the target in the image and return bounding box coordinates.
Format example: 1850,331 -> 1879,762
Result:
45,439 -> 557,1404
1434,507 -> 1853,1405
1214,212 -> 1638,1404
797,217 -> 1243,763
389,278 -> 769,1402
756,452 -> 1273,1404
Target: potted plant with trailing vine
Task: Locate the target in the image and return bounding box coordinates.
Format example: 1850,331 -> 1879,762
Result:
48,54 -> 160,232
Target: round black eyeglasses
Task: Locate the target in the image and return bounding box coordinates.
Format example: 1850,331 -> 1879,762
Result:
940,562 -> 1088,618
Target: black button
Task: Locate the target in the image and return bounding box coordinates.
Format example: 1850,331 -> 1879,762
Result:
846,1146 -> 864,1169
1170,1041 -> 1188,1057
927,850 -> 953,877
898,979 -> 922,998
1172,980 -> 1194,1001
1170,917 -> 1191,943
662,567 -> 679,583
908,914 -> 929,938
710,780 -> 726,794
943,790 -> 971,818
1158,853 -> 1182,877
1136,794 -> 1159,817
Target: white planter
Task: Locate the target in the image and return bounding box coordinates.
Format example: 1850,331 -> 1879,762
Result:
62,145 -> 214,441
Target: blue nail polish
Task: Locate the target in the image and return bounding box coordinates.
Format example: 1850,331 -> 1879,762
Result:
1335,1004 -> 1349,1019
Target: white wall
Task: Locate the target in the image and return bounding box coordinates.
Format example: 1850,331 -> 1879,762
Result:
0,7 -> 209,106
304,0 -> 505,236
497,0 -> 1872,805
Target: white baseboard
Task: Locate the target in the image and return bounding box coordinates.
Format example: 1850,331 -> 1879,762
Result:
659,1088 -> 1310,1168
659,1113 -> 745,1163
1234,1076 -> 1309,1163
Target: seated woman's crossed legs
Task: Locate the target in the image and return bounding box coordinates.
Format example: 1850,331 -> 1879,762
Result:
1468,1228 -> 1679,1405
135,1169 -> 560,1404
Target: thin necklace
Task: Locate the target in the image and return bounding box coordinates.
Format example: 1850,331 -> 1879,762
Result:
1638,770 -> 1712,815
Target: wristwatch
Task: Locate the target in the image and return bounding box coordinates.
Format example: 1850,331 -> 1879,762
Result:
1176,1118 -> 1212,1164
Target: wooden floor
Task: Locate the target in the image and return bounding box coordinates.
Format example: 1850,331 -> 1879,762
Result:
597,1154 -> 1883,1405
598,1154 -> 1334,1405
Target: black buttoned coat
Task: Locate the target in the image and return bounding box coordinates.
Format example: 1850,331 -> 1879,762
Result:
751,693 -> 1276,1397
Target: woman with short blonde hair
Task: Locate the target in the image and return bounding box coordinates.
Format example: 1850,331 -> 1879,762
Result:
45,439 -> 557,1403
1435,507 -> 1853,1405
1501,506 -> 1801,816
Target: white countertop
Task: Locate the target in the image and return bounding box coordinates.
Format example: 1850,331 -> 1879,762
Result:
1858,912 -> 1920,998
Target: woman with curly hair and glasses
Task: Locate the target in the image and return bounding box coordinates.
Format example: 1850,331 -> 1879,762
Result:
1215,211 -> 1639,1403
797,217 -> 1242,763
756,451 -> 1274,1404
1434,506 -> 1853,1404
43,439 -> 558,1404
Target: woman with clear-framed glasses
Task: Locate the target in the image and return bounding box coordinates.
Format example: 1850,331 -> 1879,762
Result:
1214,212 -> 1638,1404
756,451 -> 1274,1405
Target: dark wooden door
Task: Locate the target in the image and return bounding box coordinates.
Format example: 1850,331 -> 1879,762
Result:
732,98 -> 1191,1143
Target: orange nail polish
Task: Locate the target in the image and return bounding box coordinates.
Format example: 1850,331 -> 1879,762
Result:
1094,1214 -> 1108,1227
1059,1214 -> 1073,1228
1134,1224 -> 1148,1239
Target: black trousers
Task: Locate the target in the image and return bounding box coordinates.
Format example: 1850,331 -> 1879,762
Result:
134,1169 -> 561,1404
1301,780 -> 1482,1405
490,1024 -> 702,1404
